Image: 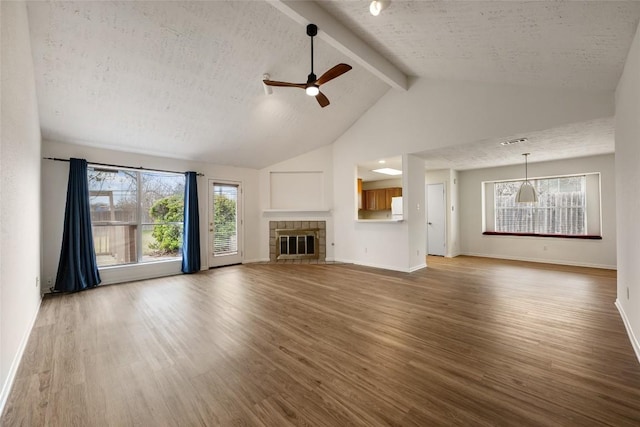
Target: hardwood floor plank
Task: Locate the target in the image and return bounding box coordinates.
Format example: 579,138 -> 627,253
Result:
2,256 -> 640,426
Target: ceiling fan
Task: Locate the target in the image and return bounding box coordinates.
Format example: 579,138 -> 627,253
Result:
263,24 -> 352,108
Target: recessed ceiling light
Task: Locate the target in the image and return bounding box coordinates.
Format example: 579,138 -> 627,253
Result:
378,160 -> 386,164
372,168 -> 402,176
500,137 -> 528,146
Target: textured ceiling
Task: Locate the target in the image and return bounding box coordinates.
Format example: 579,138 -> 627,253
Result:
319,0 -> 640,91
26,1 -> 640,170
416,117 -> 614,171
27,1 -> 388,169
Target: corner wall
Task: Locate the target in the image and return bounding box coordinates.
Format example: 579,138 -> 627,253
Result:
459,154 -> 616,269
615,21 -> 640,361
406,154 -> 426,271
1,1 -> 43,413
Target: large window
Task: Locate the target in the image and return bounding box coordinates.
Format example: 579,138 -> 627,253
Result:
88,167 -> 185,267
484,173 -> 601,238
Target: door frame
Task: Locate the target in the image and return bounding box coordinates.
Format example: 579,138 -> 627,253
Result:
208,179 -> 244,267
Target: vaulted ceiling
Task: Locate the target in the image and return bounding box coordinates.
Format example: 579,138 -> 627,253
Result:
27,1 -> 640,170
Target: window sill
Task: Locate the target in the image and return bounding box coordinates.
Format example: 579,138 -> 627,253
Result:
99,258 -> 181,271
482,232 -> 602,240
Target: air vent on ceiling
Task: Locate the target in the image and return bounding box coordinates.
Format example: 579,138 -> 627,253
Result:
500,137 -> 528,146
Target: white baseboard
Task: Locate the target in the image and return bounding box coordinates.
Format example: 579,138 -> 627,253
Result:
409,263 -> 427,272
615,300 -> 640,365
0,296 -> 42,416
461,252 -> 616,270
335,258 -> 412,273
242,258 -> 270,264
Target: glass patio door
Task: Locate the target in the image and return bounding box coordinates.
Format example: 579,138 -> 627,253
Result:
208,181 -> 243,267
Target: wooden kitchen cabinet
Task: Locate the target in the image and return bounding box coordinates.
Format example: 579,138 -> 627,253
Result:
363,189 -> 381,210
385,187 -> 402,208
362,187 -> 402,211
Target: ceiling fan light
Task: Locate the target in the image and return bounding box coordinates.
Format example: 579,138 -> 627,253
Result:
516,181 -> 538,203
370,0 -> 389,16
306,85 -> 319,96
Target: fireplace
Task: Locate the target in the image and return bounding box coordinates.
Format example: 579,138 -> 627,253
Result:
276,229 -> 318,260
269,221 -> 326,262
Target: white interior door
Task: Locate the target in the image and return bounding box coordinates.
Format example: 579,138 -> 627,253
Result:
209,181 -> 243,267
427,183 -> 446,256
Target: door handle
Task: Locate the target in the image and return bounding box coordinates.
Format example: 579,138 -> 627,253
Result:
428,222 -> 432,225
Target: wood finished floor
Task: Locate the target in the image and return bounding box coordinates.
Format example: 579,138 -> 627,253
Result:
3,256 -> 640,426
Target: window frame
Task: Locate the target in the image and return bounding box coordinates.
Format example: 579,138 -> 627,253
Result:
482,172 -> 602,240
88,165 -> 186,268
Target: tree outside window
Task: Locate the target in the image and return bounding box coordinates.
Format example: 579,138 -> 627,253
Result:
88,167 -> 185,267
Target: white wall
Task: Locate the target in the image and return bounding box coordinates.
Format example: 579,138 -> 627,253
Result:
0,1 -> 43,413
258,144 -> 334,261
332,77 -> 613,271
459,154 -> 616,269
615,22 -> 640,361
449,169 -> 460,257
41,140 -> 260,285
406,154 -> 426,271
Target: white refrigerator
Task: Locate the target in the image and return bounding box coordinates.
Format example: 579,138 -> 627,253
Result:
391,196 -> 403,219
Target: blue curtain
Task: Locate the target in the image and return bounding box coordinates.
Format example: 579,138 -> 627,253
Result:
54,158 -> 101,292
182,171 -> 201,273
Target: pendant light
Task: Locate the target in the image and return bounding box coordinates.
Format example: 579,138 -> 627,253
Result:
515,153 -> 538,203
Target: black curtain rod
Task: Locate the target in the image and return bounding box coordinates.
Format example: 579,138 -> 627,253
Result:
43,157 -> 204,176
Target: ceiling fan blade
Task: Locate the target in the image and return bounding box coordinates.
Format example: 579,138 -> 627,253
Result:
316,63 -> 352,86
263,80 -> 306,89
316,92 -> 330,108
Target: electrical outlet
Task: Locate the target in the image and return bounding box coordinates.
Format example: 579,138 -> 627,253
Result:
543,245 -> 547,251
417,249 -> 420,256
364,247 -> 368,254
36,277 -> 39,288
47,277 -> 52,285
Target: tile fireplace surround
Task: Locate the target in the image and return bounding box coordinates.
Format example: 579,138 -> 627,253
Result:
269,221 -> 326,263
